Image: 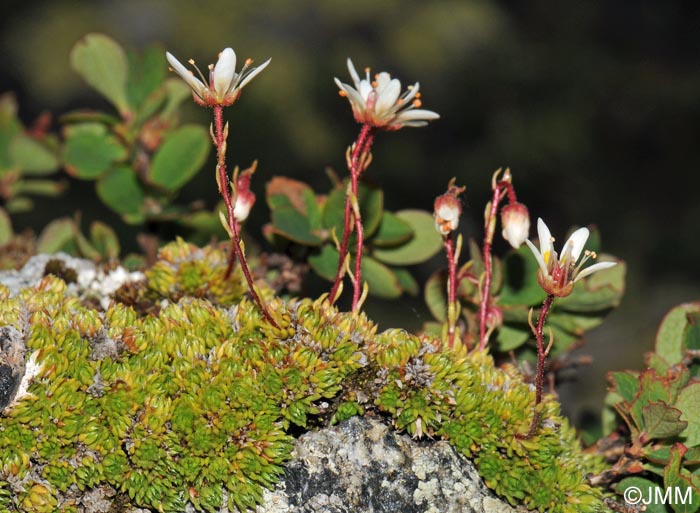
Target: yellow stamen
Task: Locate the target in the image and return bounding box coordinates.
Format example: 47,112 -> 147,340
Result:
338,90 -> 348,97
413,99 -> 422,108
371,81 -> 377,88
188,59 -> 195,65
543,250 -> 551,264
245,58 -> 253,66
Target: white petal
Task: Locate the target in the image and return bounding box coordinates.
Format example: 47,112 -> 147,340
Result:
359,79 -> 373,102
375,78 -> 402,115
525,239 -> 549,276
237,57 -> 271,90
563,227 -> 589,263
536,218 -> 553,263
213,48 -> 237,98
347,58 -> 362,90
373,72 -> 393,95
394,109 -> 440,123
574,261 -> 617,282
166,52 -> 206,96
335,80 -> 366,111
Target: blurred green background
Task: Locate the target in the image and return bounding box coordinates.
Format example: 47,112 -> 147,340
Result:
1,0 -> 699,425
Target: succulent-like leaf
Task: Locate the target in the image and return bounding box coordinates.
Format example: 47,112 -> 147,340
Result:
70,33 -> 130,115
149,125 -> 210,191
372,210 -> 442,266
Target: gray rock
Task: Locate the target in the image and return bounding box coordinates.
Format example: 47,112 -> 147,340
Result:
256,416 -> 518,513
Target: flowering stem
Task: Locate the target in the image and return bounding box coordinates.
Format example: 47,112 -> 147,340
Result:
525,293 -> 555,438
213,106 -> 277,328
328,124 -> 375,309
444,235 -> 458,349
478,179 -> 518,350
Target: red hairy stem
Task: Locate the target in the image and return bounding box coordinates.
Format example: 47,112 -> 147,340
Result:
444,235 -> 458,349
213,106 -> 278,328
525,293 -> 555,438
477,178 -> 518,350
478,186 -> 503,349
328,124 -> 375,307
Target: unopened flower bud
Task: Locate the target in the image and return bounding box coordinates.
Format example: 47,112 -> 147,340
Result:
434,180 -> 465,236
233,162 -> 257,223
501,202 -> 530,248
434,194 -> 461,235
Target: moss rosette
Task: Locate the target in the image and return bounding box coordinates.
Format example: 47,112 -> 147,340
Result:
0,240 -> 606,512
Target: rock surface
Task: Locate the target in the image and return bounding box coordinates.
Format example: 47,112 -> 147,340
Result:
255,416 -> 518,513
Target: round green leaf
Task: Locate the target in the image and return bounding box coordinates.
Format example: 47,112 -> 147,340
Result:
655,303 -> 700,366
96,166 -> 145,220
308,245 -> 340,282
63,131 -> 126,179
372,211 -> 413,247
9,135 -> 59,175
393,268 -> 419,296
424,270 -> 447,322
360,256 -> 402,299
70,33 -> 130,115
372,210 -> 442,266
677,383 -> 700,448
149,125 -> 210,191
499,244 -> 547,306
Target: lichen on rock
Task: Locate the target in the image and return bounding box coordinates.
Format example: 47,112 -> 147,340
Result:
0,240 -> 606,513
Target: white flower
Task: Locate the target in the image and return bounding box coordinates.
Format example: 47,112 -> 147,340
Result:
501,202 -> 530,249
334,58 -> 440,130
166,48 -> 270,107
525,218 -> 617,297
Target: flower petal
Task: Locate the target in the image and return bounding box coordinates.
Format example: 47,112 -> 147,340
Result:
375,78 -> 402,116
166,52 -> 206,97
213,48 -> 237,99
563,227 -> 589,264
335,79 -> 366,111
394,108 -> 440,124
525,239 -> 549,276
346,58 -> 362,90
237,57 -> 271,90
573,261 -> 617,282
536,218 -> 553,264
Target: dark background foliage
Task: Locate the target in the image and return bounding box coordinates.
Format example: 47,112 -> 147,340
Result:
1,0 -> 699,425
